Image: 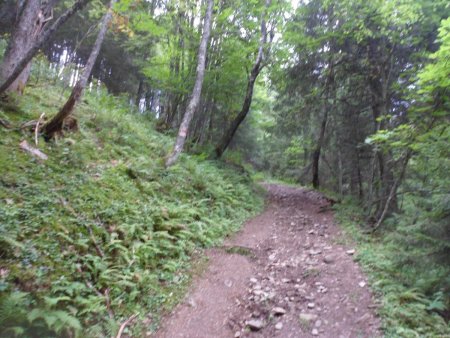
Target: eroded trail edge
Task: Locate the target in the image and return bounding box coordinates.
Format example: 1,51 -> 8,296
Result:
156,184 -> 381,338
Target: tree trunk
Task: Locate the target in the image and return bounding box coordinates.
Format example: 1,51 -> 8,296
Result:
135,79 -> 144,108
165,0 -> 214,167
0,0 -> 54,94
0,0 -> 91,97
312,109 -> 328,188
213,0 -> 271,159
43,0 -> 115,139
367,37 -> 399,218
372,150 -> 412,231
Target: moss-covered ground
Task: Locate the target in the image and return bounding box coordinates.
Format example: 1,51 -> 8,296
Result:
0,82 -> 263,337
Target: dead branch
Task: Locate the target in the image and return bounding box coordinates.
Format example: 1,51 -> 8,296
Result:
35,113 -> 45,145
19,140 -> 48,160
0,118 -> 13,129
116,313 -> 139,338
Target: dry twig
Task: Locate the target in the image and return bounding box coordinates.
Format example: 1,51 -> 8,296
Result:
35,113 -> 45,145
116,313 -> 139,338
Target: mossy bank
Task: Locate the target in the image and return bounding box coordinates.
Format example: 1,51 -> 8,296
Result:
0,83 -> 263,337
334,201 -> 450,338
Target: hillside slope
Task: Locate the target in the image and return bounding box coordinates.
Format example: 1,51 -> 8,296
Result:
0,84 -> 263,337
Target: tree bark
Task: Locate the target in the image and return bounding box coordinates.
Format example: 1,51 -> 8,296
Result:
372,150 -> 411,232
367,37 -> 398,218
0,0 -> 91,97
165,0 -> 214,167
43,0 -> 115,139
0,0 -> 54,94
312,109 -> 328,188
213,0 -> 271,159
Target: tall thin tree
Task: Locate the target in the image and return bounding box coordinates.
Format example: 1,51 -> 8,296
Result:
43,0 -> 116,139
213,0 -> 271,159
165,0 -> 214,167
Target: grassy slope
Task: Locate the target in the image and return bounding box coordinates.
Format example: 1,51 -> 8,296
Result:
334,201 -> 450,338
0,83 -> 263,337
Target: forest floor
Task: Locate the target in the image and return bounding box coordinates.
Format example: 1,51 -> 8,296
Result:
155,183 -> 381,338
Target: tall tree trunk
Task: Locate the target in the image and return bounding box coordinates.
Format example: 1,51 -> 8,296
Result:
43,0 -> 115,139
0,0 -> 39,94
165,0 -> 214,167
213,0 -> 271,159
368,37 -> 398,218
0,0 -> 91,97
0,0 -> 55,94
312,109 -> 328,188
135,79 -> 144,108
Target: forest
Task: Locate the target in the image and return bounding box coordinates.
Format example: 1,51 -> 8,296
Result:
0,0 -> 449,336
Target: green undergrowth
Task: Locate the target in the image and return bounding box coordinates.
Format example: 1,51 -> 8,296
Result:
0,83 -> 263,337
334,200 -> 450,337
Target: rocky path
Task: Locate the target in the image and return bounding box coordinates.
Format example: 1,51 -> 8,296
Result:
155,184 -> 381,338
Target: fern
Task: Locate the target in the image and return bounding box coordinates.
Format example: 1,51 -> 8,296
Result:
0,292 -> 28,329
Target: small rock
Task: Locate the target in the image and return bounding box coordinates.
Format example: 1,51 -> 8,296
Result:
272,307 -> 287,315
315,319 -> 322,327
312,328 -> 319,336
346,249 -> 356,255
307,303 -> 315,309
268,292 -> 277,299
234,331 -> 241,338
359,281 -> 366,288
246,319 -> 265,331
224,279 -> 233,287
250,277 -> 258,283
282,278 -> 291,283
299,313 -> 318,322
187,298 -> 196,308
323,255 -> 335,264
275,322 -> 283,330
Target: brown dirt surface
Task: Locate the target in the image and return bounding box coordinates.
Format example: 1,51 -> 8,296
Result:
155,184 -> 381,338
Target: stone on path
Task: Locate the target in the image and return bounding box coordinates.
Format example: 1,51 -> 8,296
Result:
272,307 -> 286,315
323,255 -> 335,264
299,313 -> 318,322
246,319 -> 265,331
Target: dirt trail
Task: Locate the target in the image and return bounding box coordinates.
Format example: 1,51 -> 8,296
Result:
155,184 -> 381,338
